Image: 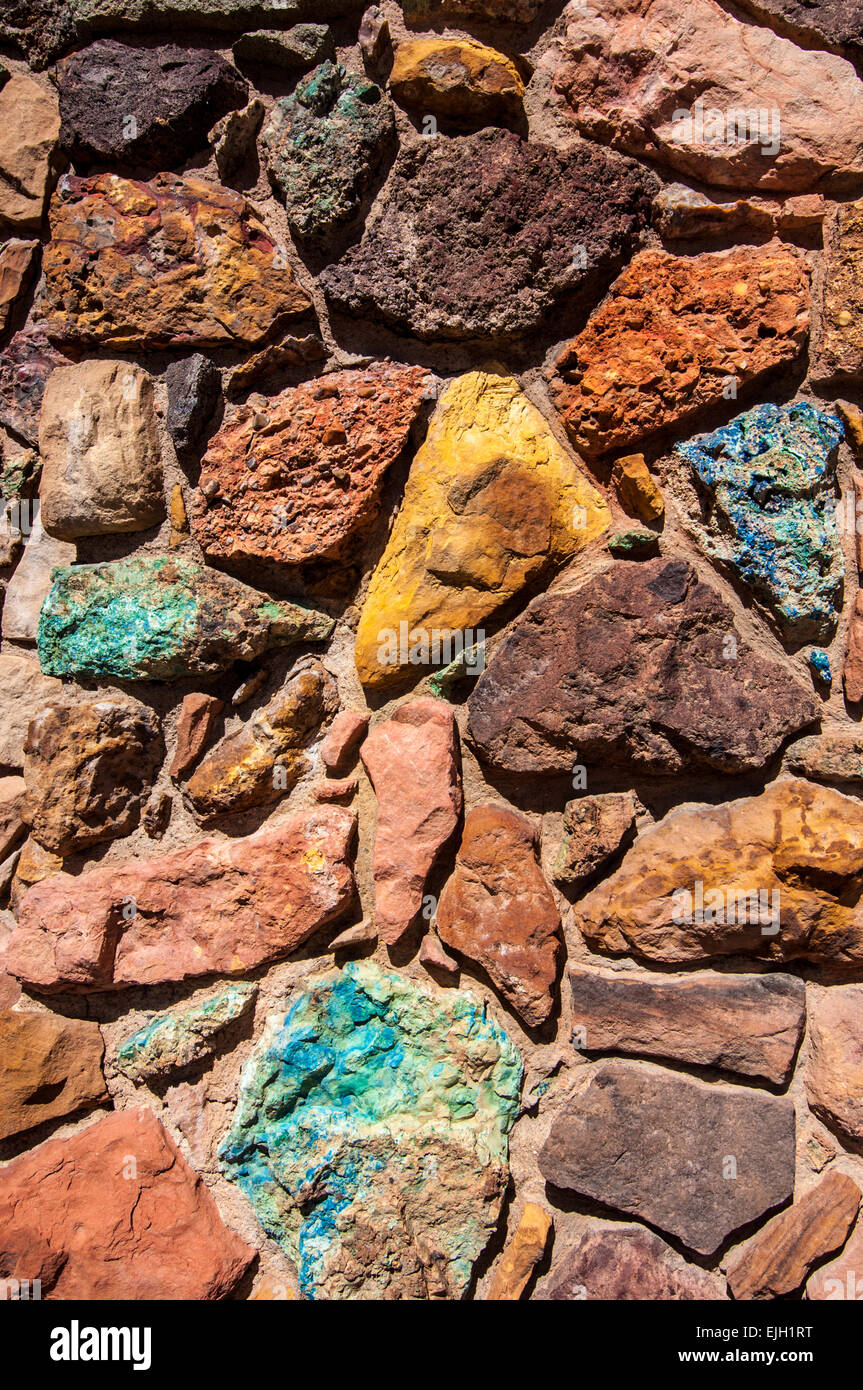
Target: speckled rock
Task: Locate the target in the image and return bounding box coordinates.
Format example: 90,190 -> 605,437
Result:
553,793 -> 638,889
537,1225 -> 727,1300
818,200 -> 863,381
186,659 -> 338,822
390,38 -> 525,124
355,370 -> 609,690
0,1008 -> 107,1140
38,359 -> 164,539
467,559 -> 818,776
0,322 -> 68,446
73,0 -> 362,39
545,0 -> 863,191
676,402 -> 844,646
116,982 -> 258,1082
569,968 -> 806,1085
22,696 -> 163,856
0,1108 -> 255,1299
5,805 -> 357,992
36,555 -> 333,682
360,700 -> 462,945
58,40 -> 248,172
539,1060 -> 795,1256
487,1204 -> 552,1300
0,239 -> 38,334
0,652 -> 64,768
0,75 -> 60,228
322,129 -> 655,342
785,730 -> 863,783
233,25 -> 333,70
437,805 -> 562,1028
0,0 -> 75,69
805,984 -> 863,1145
574,779 -> 863,968
549,243 -> 810,457
652,184 -> 827,241
169,694 -> 224,782
194,363 -> 431,567
727,1173 -> 861,1300
42,172 -> 312,349
219,961 -> 522,1300
165,355 -> 221,457
261,62 -> 395,245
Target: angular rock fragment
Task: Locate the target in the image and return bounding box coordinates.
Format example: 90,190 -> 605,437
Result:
785,730 -> 863,783
552,793 -> 638,889
0,652 -> 64,768
220,961 -> 522,1299
209,98 -> 265,183
805,984 -> 863,1145
359,7 -> 390,68
676,403 -> 844,646
612,454 -> 664,523
437,804 -> 562,1028
419,930 -> 459,978
58,40 -> 248,172
735,0 -> 863,73
116,982 -> 258,1082
355,370 -> 609,690
0,239 -> 38,335
261,62 -> 395,245
468,559 -> 818,776
574,779 -> 863,969
5,805 -> 357,992
845,591 -> 863,702
194,363 -> 431,567
487,1204 -> 552,1300
165,355 -> 221,457
2,513 -> 75,642
0,75 -> 60,229
549,243 -> 810,457
322,129 -> 655,342
186,659 -> 338,822
233,25 -> 333,70
652,184 -> 827,241
569,968 -> 805,1085
0,777 -> 27,860
36,555 -> 333,681
0,322 -> 68,446
22,696 -> 163,856
0,0 -> 75,69
727,1172 -> 860,1300
360,699 -> 462,945
39,360 -> 164,539
539,1060 -> 796,1256
73,0 -> 361,39
321,710 -> 369,774
390,38 -> 525,124
0,1108 -> 254,1298
545,0 -> 863,191
537,1224 -> 727,1300
807,1212 -> 863,1300
0,1009 -> 107,1140
42,173 -> 312,350
170,694 -> 224,782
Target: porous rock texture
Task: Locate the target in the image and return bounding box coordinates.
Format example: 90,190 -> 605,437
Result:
2,0 -> 863,1309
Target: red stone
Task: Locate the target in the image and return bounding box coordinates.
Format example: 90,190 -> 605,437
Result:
169,693 -> 224,781
321,710 -> 370,774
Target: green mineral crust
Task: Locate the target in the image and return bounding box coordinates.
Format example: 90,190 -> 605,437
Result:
219,961 -> 523,1300
117,983 -> 258,1082
36,554 -> 333,680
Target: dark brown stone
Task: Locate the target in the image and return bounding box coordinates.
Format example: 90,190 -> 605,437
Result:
537,1225 -> 727,1300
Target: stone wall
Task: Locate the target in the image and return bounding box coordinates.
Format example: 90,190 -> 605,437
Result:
1,0 -> 863,1302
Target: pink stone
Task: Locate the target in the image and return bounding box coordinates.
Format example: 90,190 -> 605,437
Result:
321,710 -> 370,774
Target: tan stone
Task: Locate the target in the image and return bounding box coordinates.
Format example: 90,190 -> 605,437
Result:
1,512 -> 76,641
0,75 -> 60,228
726,1173 -> 860,1300
0,238 -> 38,333
805,984 -> 863,1146
487,1204 -> 552,1300
0,652 -> 64,769
390,38 -> 524,123
10,836 -> 62,912
612,453 -> 664,523
818,201 -> 863,380
807,1212 -> 863,1300
0,776 -> 26,860
0,1009 -> 107,1141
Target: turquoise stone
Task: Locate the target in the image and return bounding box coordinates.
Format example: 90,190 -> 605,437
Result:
116,983 -> 258,1082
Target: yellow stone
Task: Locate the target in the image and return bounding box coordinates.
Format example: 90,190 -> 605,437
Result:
390,38 -> 525,122
354,369 -> 610,690
612,452 -> 665,523
487,1203 -> 553,1300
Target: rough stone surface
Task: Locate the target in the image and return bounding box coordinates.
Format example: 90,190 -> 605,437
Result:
0,322 -> 68,446
390,38 -> 525,124
322,129 -> 655,342
360,700 -> 462,945
487,1204 -> 552,1300
539,1060 -> 796,1256
785,730 -> 863,783
36,555 -> 333,681
219,961 -> 522,1299
2,513 -> 76,642
58,41 -> 248,172
165,355 -> 221,457
355,370 -> 609,690
233,26 -> 333,71
727,1173 -> 861,1300
22,696 -> 163,856
537,1225 -> 727,1300
42,172 -> 312,349
170,694 -> 224,782
735,0 -> 863,72
0,239 -> 38,334
0,1108 -> 255,1298
5,805 -> 357,992
549,243 -> 810,458
845,591 -> 863,702
403,0 -> 545,19
569,968 -> 806,1085
194,363 -> 431,567
807,1212 -> 863,1300
574,779 -> 863,968
437,804 -> 562,1028
0,777 -> 27,860
72,0 -> 361,39
116,982 -> 258,1082
805,985 -> 863,1145
468,559 -> 818,777
359,7 -> 389,68
0,1008 -> 107,1140
186,658 -> 338,821
38,360 -> 164,539
676,403 -> 844,646
261,62 -> 395,244
0,653 -> 64,768
209,98 -> 265,183
0,0 -> 75,68
612,454 -> 664,524
819,200 -> 863,380
545,0 -> 863,192
552,793 -> 638,889
321,710 -> 369,774
652,184 -> 828,240
0,75 -> 60,229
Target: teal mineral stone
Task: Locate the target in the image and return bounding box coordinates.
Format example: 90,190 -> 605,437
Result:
219,961 -> 523,1300
36,554 -> 334,680
116,982 -> 258,1082
676,402 -> 844,646
260,60 -> 395,244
